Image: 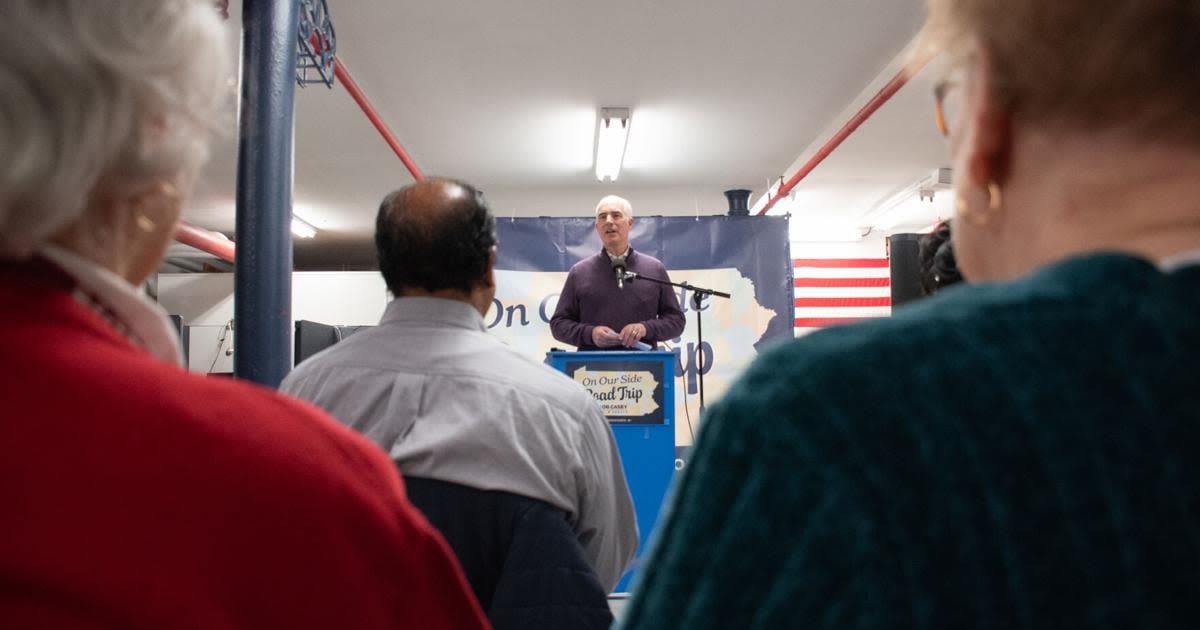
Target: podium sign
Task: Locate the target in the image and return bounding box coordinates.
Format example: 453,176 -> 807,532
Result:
565,359 -> 666,424
546,350 -> 675,594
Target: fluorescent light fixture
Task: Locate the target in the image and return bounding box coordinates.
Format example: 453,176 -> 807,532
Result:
291,215 -> 317,239
595,107 -> 631,182
862,168 -> 954,231
873,194 -> 953,231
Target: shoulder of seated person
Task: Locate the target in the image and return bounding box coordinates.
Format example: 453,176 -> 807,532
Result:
157,369 -> 400,489
728,273 -> 1093,414
723,302 -> 970,407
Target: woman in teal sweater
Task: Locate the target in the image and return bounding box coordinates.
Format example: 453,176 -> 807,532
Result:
621,1 -> 1200,628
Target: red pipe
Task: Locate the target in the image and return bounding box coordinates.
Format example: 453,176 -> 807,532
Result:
172,29 -> 426,257
758,55 -> 932,216
333,59 -> 425,182
175,222 -> 236,263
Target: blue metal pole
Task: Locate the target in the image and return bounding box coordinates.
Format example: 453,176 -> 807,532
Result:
234,0 -> 298,387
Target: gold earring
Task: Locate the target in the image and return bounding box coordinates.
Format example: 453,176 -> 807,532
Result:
136,214 -> 156,232
159,181 -> 181,203
987,182 -> 1003,211
132,181 -> 179,233
955,194 -> 988,225
956,182 -> 1004,225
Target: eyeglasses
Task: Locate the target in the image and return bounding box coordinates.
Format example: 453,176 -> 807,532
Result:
933,80 -> 961,137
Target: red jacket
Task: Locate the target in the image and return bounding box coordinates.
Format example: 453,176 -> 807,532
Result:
0,260 -> 489,629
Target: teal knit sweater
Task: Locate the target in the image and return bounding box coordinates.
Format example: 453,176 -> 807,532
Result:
621,253 -> 1200,629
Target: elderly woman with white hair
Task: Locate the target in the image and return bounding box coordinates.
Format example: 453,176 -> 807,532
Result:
0,2 -> 486,627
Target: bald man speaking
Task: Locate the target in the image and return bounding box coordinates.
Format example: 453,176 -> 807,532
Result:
551,195 -> 685,350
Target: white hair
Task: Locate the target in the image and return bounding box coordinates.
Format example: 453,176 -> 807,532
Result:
594,195 -> 633,218
0,0 -> 229,259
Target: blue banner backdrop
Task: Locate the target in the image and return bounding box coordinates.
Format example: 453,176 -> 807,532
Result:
487,215 -> 793,454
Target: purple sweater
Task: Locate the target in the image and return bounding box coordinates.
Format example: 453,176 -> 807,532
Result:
550,248 -> 686,350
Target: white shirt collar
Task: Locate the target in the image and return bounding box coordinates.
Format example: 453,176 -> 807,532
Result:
380,296 -> 487,332
38,245 -> 183,366
1159,247 -> 1200,272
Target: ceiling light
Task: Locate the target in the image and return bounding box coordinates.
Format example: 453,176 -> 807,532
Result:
862,168 -> 954,232
291,215 -> 317,239
873,194 -> 954,232
595,107 -> 631,182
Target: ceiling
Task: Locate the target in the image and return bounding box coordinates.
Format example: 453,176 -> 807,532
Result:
180,0 -> 945,268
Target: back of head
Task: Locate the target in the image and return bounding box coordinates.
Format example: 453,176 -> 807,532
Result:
375,178 -> 497,295
918,221 -> 963,295
0,0 -> 228,259
923,0 -> 1200,144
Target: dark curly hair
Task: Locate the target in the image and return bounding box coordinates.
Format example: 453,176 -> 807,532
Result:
375,178 -> 497,296
918,220 -> 963,295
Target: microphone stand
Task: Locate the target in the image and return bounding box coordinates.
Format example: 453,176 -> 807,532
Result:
622,271 -> 730,411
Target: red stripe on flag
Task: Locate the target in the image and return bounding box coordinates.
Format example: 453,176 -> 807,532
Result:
794,277 -> 890,288
794,317 -> 864,328
793,258 -> 889,269
795,297 -> 891,308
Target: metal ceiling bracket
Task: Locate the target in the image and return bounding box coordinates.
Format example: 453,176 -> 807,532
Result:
297,0 -> 336,88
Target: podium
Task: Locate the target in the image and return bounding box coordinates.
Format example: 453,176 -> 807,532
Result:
545,350 -> 675,594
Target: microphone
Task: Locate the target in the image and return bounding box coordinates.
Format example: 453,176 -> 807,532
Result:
611,254 -> 627,290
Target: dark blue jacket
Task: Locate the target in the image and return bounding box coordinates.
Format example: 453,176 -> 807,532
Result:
622,255 -> 1200,629
405,477 -> 613,630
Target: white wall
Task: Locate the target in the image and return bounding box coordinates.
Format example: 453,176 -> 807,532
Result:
791,232 -> 889,260
159,272 -> 392,374
158,272 -> 389,327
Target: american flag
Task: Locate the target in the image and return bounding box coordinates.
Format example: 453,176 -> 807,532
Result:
794,258 -> 892,336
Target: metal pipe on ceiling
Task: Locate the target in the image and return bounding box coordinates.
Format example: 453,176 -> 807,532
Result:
300,21 -> 424,180
171,33 -> 427,267
757,54 -> 933,216
333,60 -> 425,182
174,222 -> 235,263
